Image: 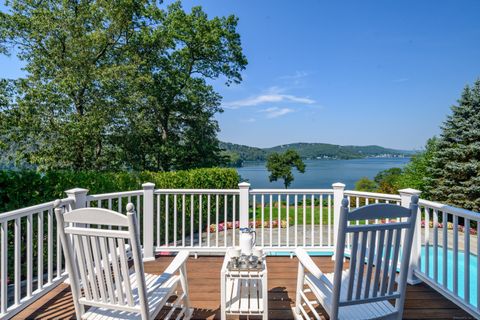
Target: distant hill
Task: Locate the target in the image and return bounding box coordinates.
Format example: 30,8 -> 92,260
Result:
219,142 -> 414,166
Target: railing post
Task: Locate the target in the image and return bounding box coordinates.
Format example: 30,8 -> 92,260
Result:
238,182 -> 251,229
332,183 -> 345,260
65,188 -> 89,209
399,188 -> 422,285
64,188 -> 89,284
142,182 -> 155,262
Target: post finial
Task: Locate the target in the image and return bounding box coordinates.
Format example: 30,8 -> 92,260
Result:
126,202 -> 135,213
411,194 -> 419,204
53,199 -> 62,208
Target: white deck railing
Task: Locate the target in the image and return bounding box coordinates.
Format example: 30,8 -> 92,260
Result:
415,198 -> 480,318
0,198 -> 73,319
0,182 -> 479,319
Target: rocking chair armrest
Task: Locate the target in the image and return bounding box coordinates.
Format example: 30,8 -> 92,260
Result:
164,251 -> 190,275
295,248 -> 324,279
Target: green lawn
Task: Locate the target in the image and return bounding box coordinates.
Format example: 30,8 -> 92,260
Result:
249,204 -> 332,225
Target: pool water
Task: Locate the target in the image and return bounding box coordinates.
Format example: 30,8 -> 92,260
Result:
272,246 -> 478,307
420,246 -> 478,307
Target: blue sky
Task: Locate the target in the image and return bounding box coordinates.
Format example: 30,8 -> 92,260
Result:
2,1 -> 480,150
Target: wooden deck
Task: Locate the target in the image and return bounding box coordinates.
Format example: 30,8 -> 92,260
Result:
14,256 -> 473,320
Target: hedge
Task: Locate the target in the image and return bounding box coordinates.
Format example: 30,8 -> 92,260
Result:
0,168 -> 240,213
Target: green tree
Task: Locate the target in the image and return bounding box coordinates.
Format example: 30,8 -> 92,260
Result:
0,1 -> 247,171
0,0 -> 147,170
266,150 -> 306,188
117,3 -> 247,171
355,177 -> 377,192
425,79 -> 480,211
374,167 -> 402,194
397,137 -> 438,194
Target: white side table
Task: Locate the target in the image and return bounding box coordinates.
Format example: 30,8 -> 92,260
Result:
220,252 -> 268,320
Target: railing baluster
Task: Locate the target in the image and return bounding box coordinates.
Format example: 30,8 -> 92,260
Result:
320,194 -> 323,246
190,195 -> 194,247
47,209 -> 53,284
1,221 -> 7,314
156,194 -> 160,247
232,195 -> 236,246
294,194 -> 298,247
270,194 -> 273,248
173,194 -> 177,247
425,207 -> 430,277
442,211 -> 448,288
224,194 -> 228,247
14,217 -> 21,305
252,195 -> 256,233
433,209 -> 438,282
464,219 -> 470,304
216,194 -> 219,247
278,194 -> 281,247
303,194 -> 306,246
286,195 -> 290,246
477,220 -> 480,309
453,215 -> 458,295
165,194 -> 169,247
199,194 -> 203,248
356,197 -> 360,225
207,194 -> 211,247
261,195 -> 265,247
27,214 -> 33,297
328,194 -> 331,247
136,196 -> 141,235
38,212 -> 44,290
365,198 -> 369,225
310,194 -> 315,247
182,194 -> 186,247
57,218 -> 62,278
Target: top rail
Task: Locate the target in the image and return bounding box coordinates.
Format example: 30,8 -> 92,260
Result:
0,198 -> 73,222
154,188 -> 240,194
419,198 -> 480,221
250,188 -> 334,194
344,190 -> 401,201
86,190 -> 143,201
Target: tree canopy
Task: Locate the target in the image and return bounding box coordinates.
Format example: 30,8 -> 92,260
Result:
355,177 -> 377,192
426,80 -> 480,211
266,149 -> 306,188
0,0 -> 247,171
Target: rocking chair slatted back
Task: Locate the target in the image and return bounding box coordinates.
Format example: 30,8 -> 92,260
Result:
55,202 -> 150,318
330,197 -> 418,318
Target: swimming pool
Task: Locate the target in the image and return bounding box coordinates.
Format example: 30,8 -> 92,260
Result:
270,246 -> 478,307
420,246 -> 478,307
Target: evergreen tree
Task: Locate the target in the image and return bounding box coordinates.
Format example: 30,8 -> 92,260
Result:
426,79 -> 480,211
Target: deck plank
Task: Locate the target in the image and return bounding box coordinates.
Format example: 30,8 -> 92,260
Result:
14,256 -> 473,319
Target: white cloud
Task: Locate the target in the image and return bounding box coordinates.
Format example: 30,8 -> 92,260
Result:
393,78 -> 409,83
241,117 -> 257,123
261,107 -> 294,118
223,93 -> 315,109
278,71 -> 309,81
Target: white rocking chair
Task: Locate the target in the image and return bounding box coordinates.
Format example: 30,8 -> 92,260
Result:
294,196 -> 419,320
55,201 -> 192,319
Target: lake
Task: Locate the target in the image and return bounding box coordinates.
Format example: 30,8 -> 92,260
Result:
236,158 -> 410,189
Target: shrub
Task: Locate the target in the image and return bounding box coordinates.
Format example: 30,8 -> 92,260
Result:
0,168 -> 240,213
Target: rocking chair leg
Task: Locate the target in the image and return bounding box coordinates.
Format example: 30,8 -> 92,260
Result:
295,264 -> 305,316
179,264 -> 192,319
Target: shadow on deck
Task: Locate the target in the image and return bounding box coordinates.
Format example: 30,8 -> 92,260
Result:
14,256 -> 473,319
